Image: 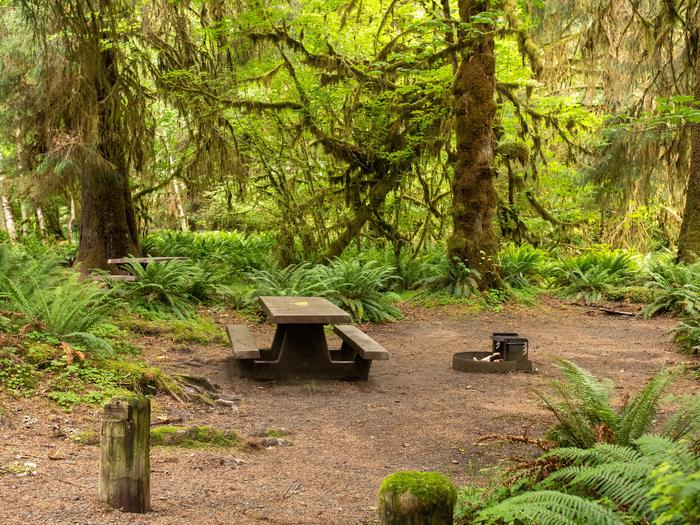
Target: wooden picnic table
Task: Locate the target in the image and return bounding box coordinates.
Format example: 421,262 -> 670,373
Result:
226,296 -> 389,380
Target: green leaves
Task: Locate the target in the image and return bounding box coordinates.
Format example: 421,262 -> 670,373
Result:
247,256 -> 402,322
540,360 -> 690,448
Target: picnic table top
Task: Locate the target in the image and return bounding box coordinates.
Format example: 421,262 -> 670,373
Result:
107,256 -> 188,265
258,296 -> 352,324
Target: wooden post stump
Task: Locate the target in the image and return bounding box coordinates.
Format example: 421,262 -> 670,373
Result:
378,471 -> 457,525
98,396 -> 150,513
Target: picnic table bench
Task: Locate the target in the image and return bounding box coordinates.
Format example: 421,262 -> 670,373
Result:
101,256 -> 189,282
227,296 -> 389,380
107,256 -> 188,265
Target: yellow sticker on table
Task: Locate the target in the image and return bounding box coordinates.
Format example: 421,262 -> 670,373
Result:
294,301 -> 309,306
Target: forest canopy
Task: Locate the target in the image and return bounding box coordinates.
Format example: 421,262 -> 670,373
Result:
0,0 -> 698,275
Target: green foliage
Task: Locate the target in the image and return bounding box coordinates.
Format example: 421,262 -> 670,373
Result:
150,425 -> 239,448
248,258 -> 403,322
142,230 -> 273,275
119,259 -> 198,319
320,258 -> 402,323
0,348 -> 36,397
642,257 -> 700,318
120,316 -> 224,344
498,244 -> 546,288
248,262 -> 333,298
539,360 -> 693,448
674,318 -> 700,355
477,490 -> 624,524
475,435 -> 700,525
45,358 -> 135,408
550,249 -> 638,302
0,248 -> 115,353
417,256 -> 482,298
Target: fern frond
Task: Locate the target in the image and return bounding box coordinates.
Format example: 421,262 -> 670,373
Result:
477,490 -> 623,525
616,368 -> 675,444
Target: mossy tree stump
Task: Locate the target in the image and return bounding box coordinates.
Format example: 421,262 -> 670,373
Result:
378,471 -> 457,525
98,396 -> 150,513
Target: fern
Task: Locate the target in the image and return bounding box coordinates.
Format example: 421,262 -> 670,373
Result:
540,360 -> 681,447
320,257 -> 402,323
499,244 -> 546,289
477,490 -> 624,525
481,437 -> 700,525
642,258 -> 700,318
674,318 -> 700,355
616,368 -> 675,444
248,262 -> 333,298
120,258 -> 197,319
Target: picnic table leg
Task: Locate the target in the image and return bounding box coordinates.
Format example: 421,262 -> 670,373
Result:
275,324 -> 330,372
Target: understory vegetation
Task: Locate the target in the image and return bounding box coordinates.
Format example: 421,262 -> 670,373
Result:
0,0 -> 698,520
455,362 -> 700,525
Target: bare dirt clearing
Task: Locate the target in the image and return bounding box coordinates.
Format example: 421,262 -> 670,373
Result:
1,299 -> 697,525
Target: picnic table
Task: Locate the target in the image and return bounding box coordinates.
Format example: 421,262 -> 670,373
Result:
226,296 -> 389,380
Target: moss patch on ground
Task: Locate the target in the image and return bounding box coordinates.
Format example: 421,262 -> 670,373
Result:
150,425 -> 239,448
120,316 -> 224,344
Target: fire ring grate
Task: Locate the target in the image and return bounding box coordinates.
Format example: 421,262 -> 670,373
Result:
452,333 -> 534,374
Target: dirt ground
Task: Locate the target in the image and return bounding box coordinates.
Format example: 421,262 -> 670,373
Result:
1,298 -> 697,525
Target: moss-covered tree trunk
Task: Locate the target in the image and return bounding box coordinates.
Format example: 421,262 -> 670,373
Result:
677,70 -> 700,262
447,0 -> 499,287
76,44 -> 139,273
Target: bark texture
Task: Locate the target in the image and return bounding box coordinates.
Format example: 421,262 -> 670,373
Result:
76,44 -> 139,272
677,71 -> 700,262
447,0 -> 499,287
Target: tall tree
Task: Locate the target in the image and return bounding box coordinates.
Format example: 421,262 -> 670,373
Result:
448,0 -> 499,286
15,0 -> 152,270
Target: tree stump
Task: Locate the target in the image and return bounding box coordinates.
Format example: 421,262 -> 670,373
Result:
378,471 -> 457,525
98,396 -> 150,513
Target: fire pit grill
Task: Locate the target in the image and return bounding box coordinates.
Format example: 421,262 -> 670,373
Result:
452,332 -> 533,374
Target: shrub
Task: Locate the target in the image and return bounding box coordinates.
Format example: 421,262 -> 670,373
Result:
498,244 -> 546,289
642,258 -> 700,318
674,319 -> 700,355
119,258 -> 198,319
550,249 -> 638,303
475,435 -> 700,525
142,230 -> 273,275
417,256 -> 481,298
0,266 -> 115,352
321,257 -> 402,322
539,360 -> 698,448
247,262 -> 333,298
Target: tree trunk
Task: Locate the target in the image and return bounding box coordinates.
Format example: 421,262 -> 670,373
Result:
20,201 -> 29,238
0,154 -> 17,243
36,207 -> 46,240
77,163 -> 139,272
378,472 -> 457,525
76,45 -> 139,272
447,0 -> 499,287
172,178 -> 188,232
0,190 -> 17,243
67,196 -> 76,243
677,72 -> 700,262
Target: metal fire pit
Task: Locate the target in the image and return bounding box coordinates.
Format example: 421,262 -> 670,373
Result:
452,333 -> 533,374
